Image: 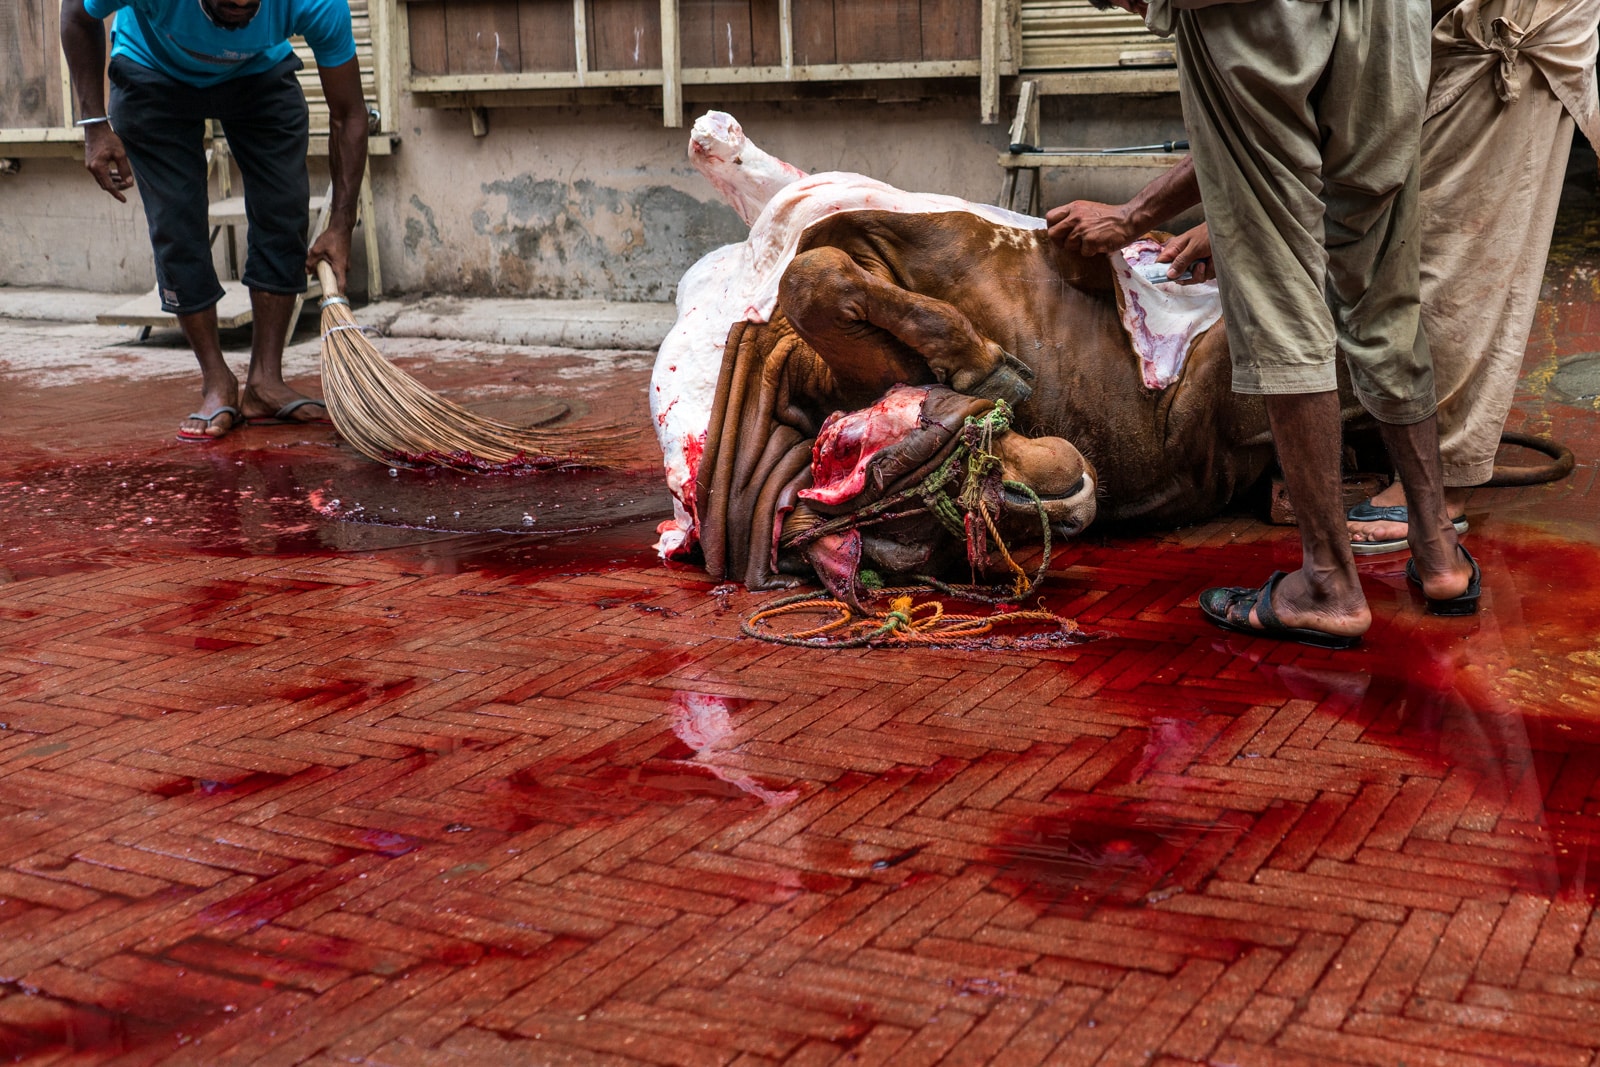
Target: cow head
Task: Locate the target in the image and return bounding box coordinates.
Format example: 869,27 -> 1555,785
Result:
990,431 -> 1098,543
793,387 -> 1097,604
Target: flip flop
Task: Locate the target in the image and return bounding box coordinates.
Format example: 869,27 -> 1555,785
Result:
176,406 -> 242,442
1405,545 -> 1481,616
247,397 -> 332,426
1199,571 -> 1362,650
1348,499 -> 1468,555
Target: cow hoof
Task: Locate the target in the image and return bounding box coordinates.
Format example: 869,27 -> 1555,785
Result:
966,351 -> 1035,406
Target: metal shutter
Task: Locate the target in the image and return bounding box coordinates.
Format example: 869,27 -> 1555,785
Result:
291,0 -> 378,137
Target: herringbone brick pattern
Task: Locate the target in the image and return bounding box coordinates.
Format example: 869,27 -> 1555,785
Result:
2,244 -> 1600,1063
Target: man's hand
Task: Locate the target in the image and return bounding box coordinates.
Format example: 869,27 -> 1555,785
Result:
83,125 -> 135,202
61,0 -> 131,200
1158,222 -> 1213,284
1046,200 -> 1138,257
307,228 -> 353,295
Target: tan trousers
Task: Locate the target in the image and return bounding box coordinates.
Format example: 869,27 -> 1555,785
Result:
1173,0 -> 1436,424
1424,0 -> 1598,485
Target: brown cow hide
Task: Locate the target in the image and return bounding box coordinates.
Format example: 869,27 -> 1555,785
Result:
695,318 -> 827,592
695,318 -> 994,597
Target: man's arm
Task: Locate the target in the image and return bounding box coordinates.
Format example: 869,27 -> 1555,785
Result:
1045,154 -> 1201,256
307,57 -> 369,293
60,0 -> 134,202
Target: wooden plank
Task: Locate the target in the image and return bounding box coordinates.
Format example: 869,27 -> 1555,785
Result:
587,0 -> 661,70
518,0 -> 578,72
1007,78 -> 1038,149
750,0 -> 784,68
1028,68 -> 1177,94
409,68 -> 660,91
573,0 -> 590,75
979,0 -> 997,122
921,0 -> 979,61
208,193 -> 330,227
996,150 -> 1186,169
95,281 -> 288,331
710,0 -> 753,67
371,0 -> 394,131
678,0 -> 713,68
445,1 -> 522,73
679,0 -> 754,68
789,0 -> 833,65
661,0 -> 681,124
0,126 -> 83,144
359,160 -> 382,297
406,1 -> 449,76
46,0 -> 67,125
403,57 -> 983,92
834,1 -> 920,64
0,0 -> 54,127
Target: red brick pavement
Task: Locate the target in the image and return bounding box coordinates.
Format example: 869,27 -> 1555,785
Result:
3,233 -> 1600,1061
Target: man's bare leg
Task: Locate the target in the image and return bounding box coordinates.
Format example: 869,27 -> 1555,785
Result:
177,305 -> 241,439
1376,415 -> 1475,600
1250,390 -> 1371,639
240,289 -> 325,422
1348,476 -> 1470,545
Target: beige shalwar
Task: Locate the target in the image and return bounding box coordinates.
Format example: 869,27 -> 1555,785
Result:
1423,0 -> 1600,485
1160,0 -> 1436,424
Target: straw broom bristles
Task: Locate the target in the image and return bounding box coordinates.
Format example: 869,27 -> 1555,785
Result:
314,262 -> 636,471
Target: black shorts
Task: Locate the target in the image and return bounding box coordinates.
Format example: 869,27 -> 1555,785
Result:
108,54 -> 311,315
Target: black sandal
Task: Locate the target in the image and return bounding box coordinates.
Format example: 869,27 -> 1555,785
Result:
1405,546 -> 1481,616
1199,571 -> 1362,650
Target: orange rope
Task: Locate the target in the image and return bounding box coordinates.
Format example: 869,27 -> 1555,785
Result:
743,592 -> 1076,649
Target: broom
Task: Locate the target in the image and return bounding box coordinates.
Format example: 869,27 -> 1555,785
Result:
313,261 -> 636,471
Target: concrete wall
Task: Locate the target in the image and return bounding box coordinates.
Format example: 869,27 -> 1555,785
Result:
0,88 -> 1188,300
0,156 -> 155,293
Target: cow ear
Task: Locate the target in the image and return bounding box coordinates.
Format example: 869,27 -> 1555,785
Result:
802,531 -> 865,610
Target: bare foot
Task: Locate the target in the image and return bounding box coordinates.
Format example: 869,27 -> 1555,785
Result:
1246,567 -> 1371,641
241,383 -> 329,424
179,381 -> 242,440
178,407 -> 242,440
1347,479 -> 1409,545
1406,543 -> 1476,603
1347,479 -> 1470,546
1202,567 -> 1370,647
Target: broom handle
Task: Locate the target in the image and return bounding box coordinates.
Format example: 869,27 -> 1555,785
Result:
315,259 -> 342,300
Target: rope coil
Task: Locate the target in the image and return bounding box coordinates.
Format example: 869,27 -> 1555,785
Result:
742,590 -> 1078,649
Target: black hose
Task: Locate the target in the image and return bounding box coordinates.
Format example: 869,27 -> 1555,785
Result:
1484,431 -> 1576,487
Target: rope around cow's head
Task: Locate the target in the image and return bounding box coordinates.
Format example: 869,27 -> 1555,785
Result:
745,401 -> 1080,649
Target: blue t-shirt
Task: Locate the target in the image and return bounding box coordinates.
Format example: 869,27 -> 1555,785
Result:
85,0 -> 356,87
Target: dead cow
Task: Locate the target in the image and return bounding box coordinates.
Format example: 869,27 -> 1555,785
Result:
654,112 -> 1272,595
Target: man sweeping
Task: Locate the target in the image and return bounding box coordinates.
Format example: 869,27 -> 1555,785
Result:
61,0 -> 369,441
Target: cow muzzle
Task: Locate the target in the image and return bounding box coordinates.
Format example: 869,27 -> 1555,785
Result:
993,431 -> 1098,541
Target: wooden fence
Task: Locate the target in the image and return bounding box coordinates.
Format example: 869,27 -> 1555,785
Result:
399,0 -> 1012,124
1,0 -> 67,130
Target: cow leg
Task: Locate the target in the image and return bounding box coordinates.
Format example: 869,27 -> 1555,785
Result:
779,246 -> 1033,405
